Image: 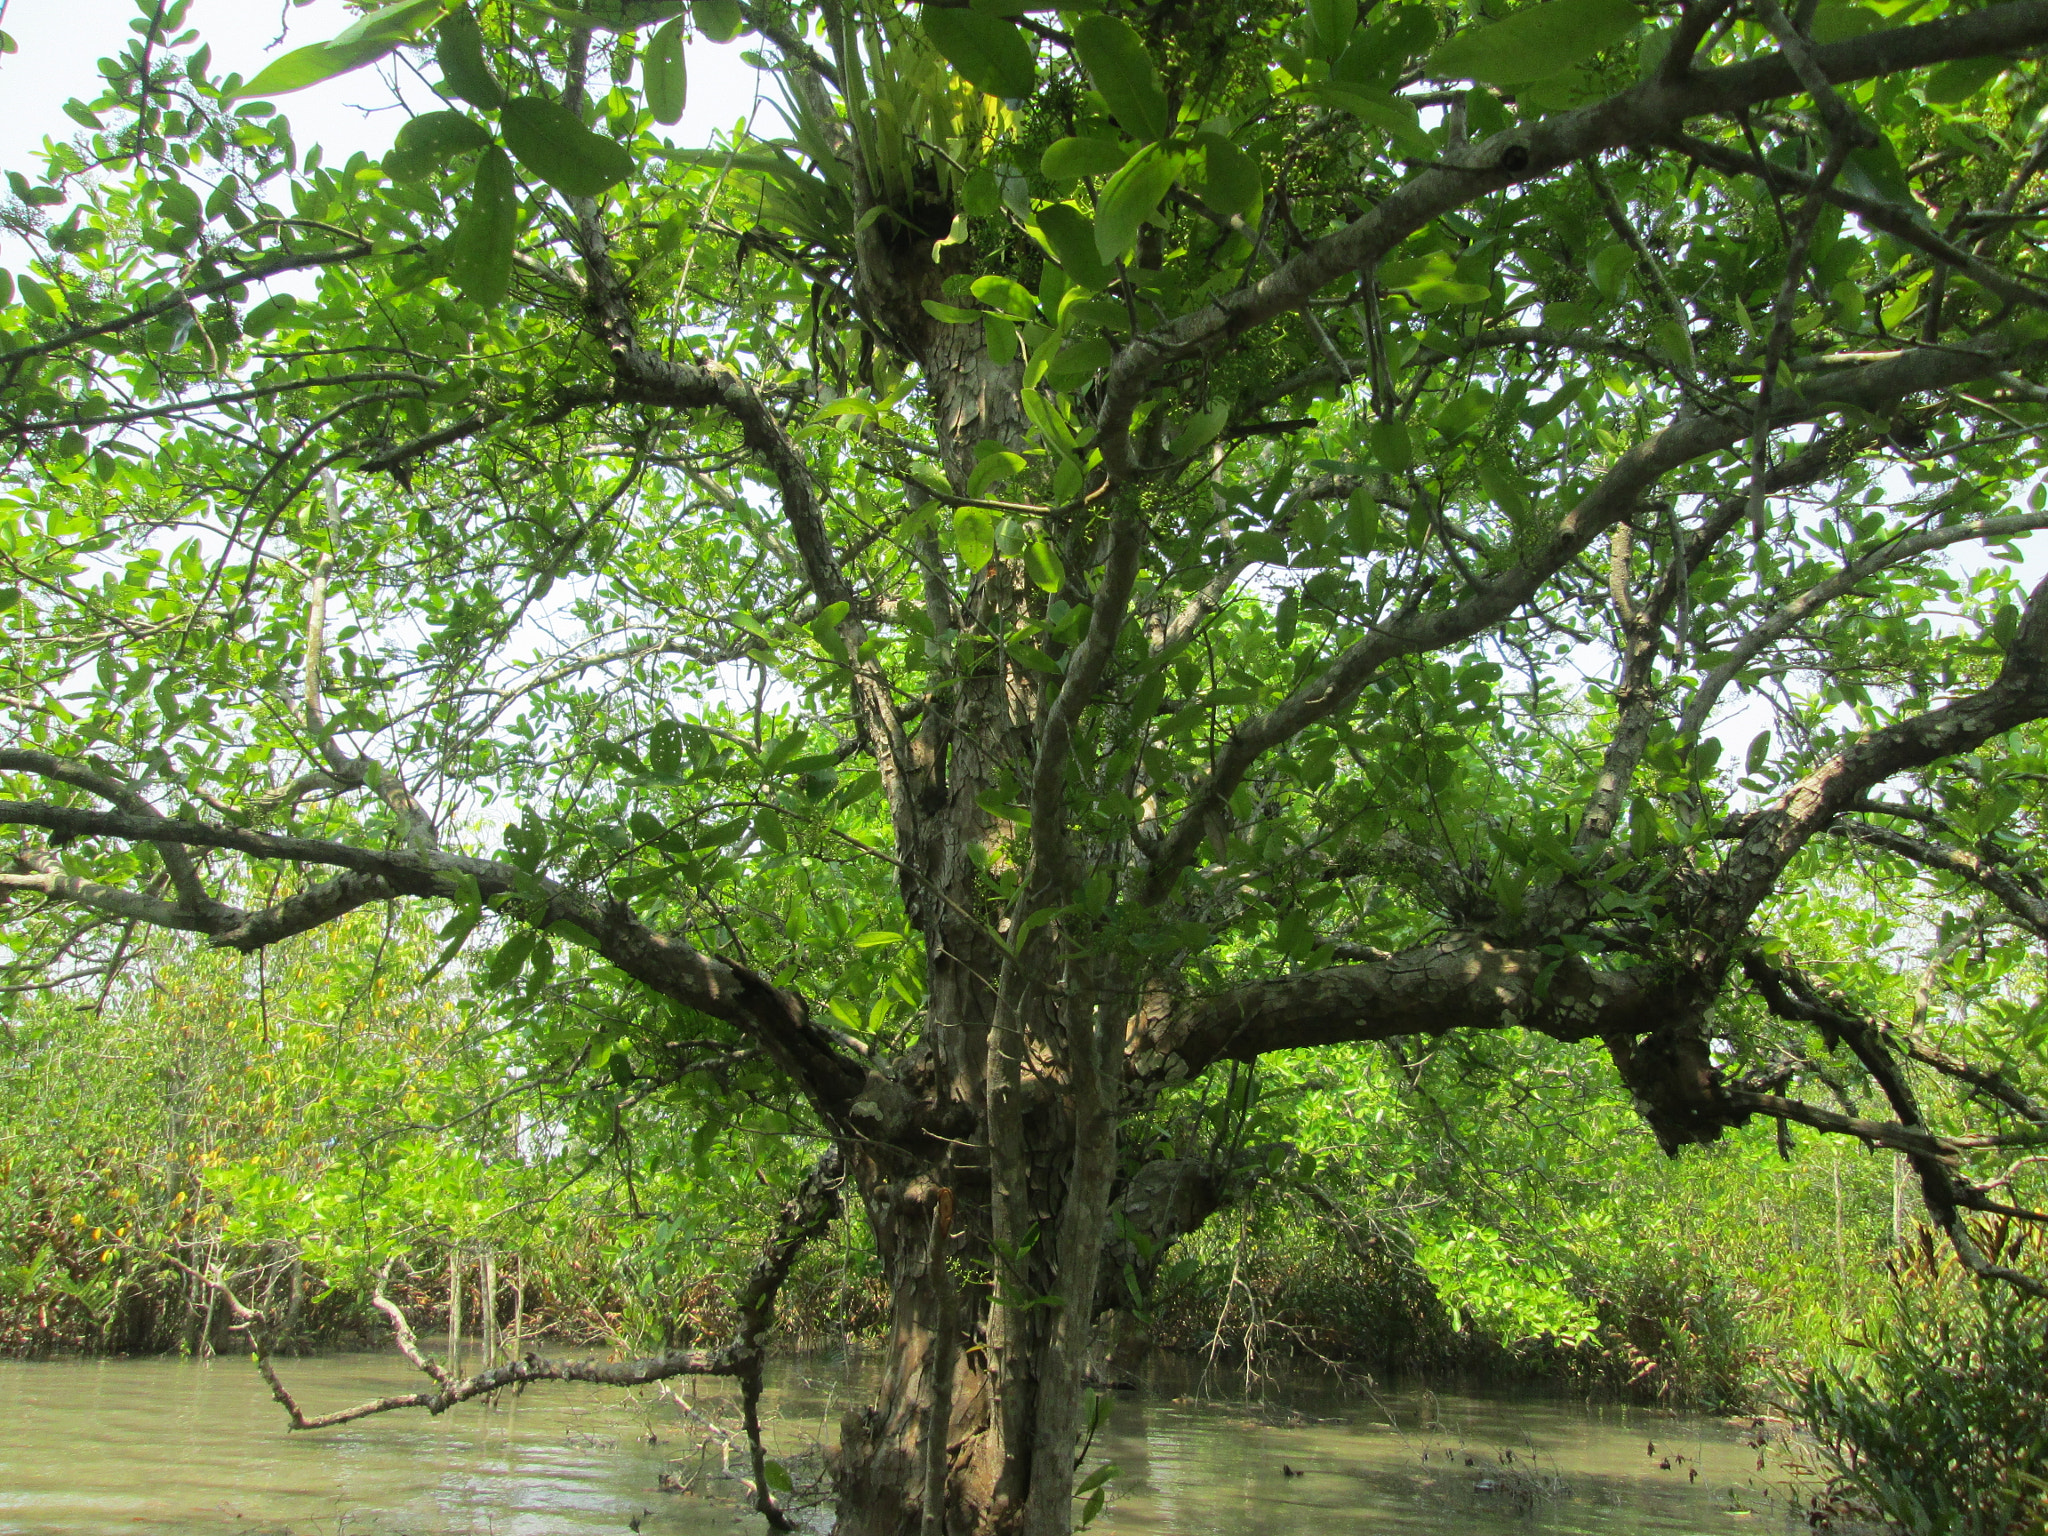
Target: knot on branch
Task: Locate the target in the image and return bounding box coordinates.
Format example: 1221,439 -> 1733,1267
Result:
1607,1021 -> 1738,1154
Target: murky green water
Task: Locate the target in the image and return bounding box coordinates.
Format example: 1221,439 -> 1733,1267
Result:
0,1350 -> 1814,1534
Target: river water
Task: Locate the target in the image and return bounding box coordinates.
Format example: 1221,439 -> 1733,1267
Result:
0,1350 -> 1818,1535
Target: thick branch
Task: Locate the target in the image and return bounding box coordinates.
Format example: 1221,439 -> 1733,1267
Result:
1829,817 -> 2048,943
0,800 -> 866,1114
1679,510 -> 2048,742
1698,567 -> 2048,946
1092,0 -> 2048,471
1129,933 -> 1668,1082
0,750 -> 216,917
1141,338 -> 2039,906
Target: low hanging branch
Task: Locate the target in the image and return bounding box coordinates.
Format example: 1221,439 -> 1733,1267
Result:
208,1148 -> 845,1518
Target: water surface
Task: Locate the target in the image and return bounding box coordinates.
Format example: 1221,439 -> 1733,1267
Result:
0,1350 -> 1813,1534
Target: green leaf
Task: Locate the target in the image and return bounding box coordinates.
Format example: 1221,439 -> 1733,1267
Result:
1093,144 -> 1181,265
445,146 -> 517,307
236,37 -> 397,98
1306,0 -> 1359,57
922,7 -> 1036,99
334,0 -> 451,48
1370,417 -> 1413,472
1032,203 -> 1112,291
1041,136 -> 1131,181
1924,54 -> 2004,105
1075,1462 -> 1119,1496
1020,388 -> 1079,452
436,8 -> 506,109
236,0 -> 447,97
644,16 -> 688,123
1043,335 -> 1111,389
694,0 -> 745,42
1307,84 -> 1430,152
922,299 -> 982,323
17,274 -> 56,318
985,313 -> 1019,364
852,930 -> 904,948
483,929 -> 537,988
396,108 -> 494,158
1167,401 -> 1229,458
761,1459 -> 793,1493
1024,537 -> 1066,593
1809,2 -> 1880,42
1425,0 -> 1641,85
967,450 -> 1026,497
1589,242 -> 1633,299
970,275 -> 1038,319
242,292 -> 300,337
1191,133 -> 1261,221
956,506 -> 996,570
1073,15 -> 1172,142
500,96 -> 636,197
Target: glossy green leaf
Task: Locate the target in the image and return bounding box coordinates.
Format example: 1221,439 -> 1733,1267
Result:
970,275 -> 1038,319
1032,203 -> 1112,291
1425,0 -> 1641,85
500,96 -> 636,197
955,506 -> 995,570
1073,14 -> 1172,142
1041,136 -> 1131,182
237,0 -> 447,97
922,7 -> 1036,99
16,274 -> 55,318
1809,2 -> 1881,42
1041,335 -> 1110,389
1093,144 -> 1181,265
1308,85 -> 1430,152
645,16 -> 688,123
236,37 -> 397,98
1167,402 -> 1230,458
334,0 -> 450,47
445,145 -> 517,307
1024,537 -> 1065,594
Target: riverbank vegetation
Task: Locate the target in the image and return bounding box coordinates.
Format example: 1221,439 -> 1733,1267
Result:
0,893 -> 2002,1414
5,0 -> 2048,1530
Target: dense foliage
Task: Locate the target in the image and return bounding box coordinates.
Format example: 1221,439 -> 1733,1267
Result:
7,0 -> 2048,1530
1793,1230 -> 2048,1535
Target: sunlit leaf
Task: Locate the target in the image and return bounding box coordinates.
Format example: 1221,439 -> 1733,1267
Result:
1073,14 -> 1172,142
1425,0 -> 1640,85
922,7 -> 1036,98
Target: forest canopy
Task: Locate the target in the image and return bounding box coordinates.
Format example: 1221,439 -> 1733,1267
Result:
4,0 -> 2048,1530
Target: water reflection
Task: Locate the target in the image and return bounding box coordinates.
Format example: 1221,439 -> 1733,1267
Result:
1089,1360 -> 1810,1535
0,1351 -> 1812,1534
